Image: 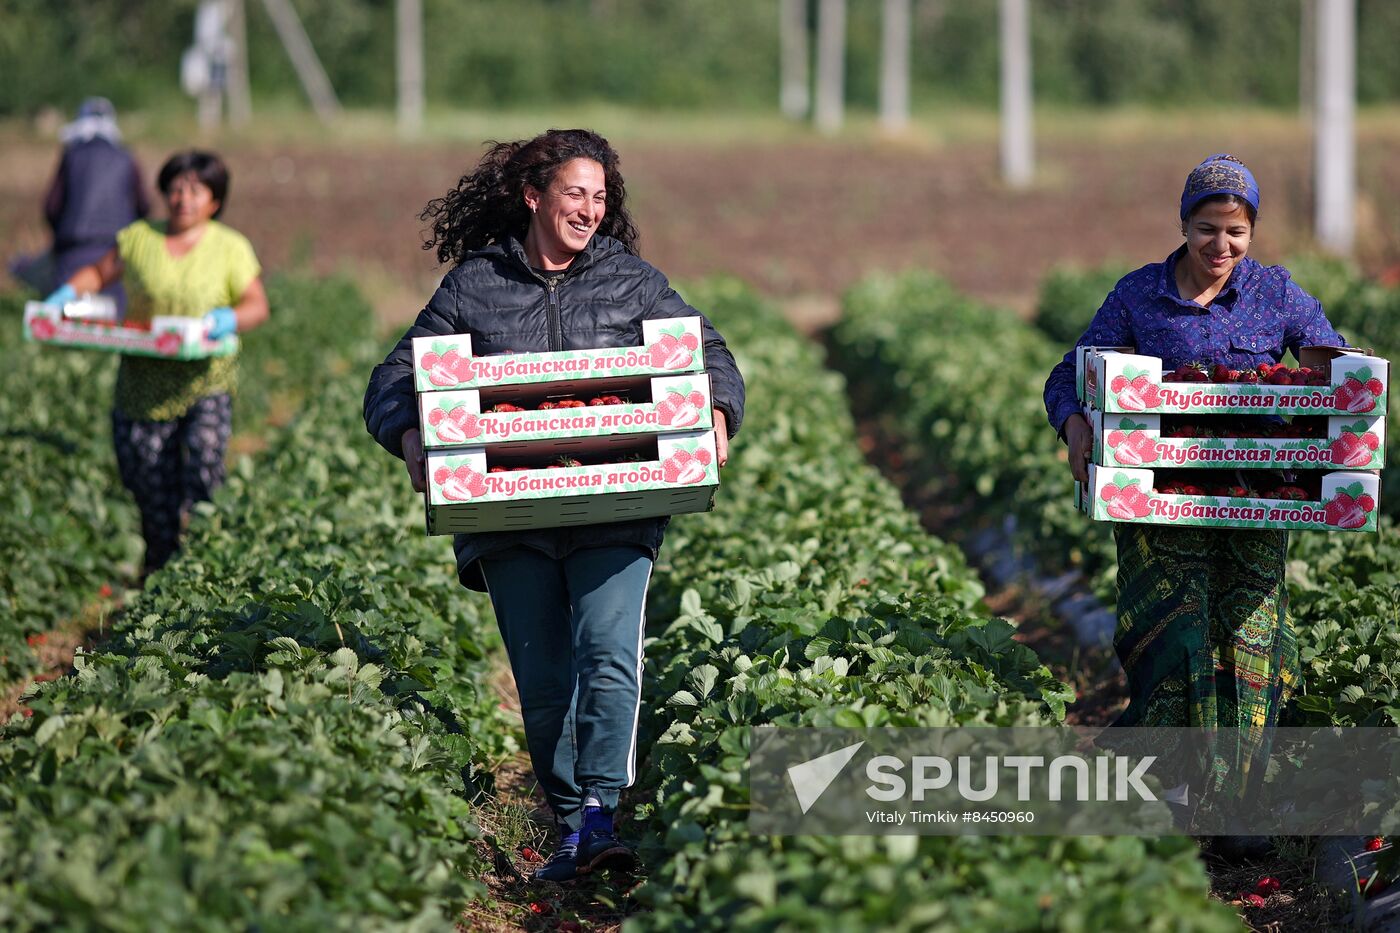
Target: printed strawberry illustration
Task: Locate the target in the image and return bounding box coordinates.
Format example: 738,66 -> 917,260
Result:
435,417 -> 469,444
155,331 -> 182,355
1324,490 -> 1368,529
440,464 -> 486,501
657,389 -> 702,427
421,342 -> 471,386
694,447 -> 713,466
649,333 -> 695,370
1115,372 -> 1162,411
443,406 -> 481,438
662,448 -> 708,484
427,361 -> 460,387
1104,490 -> 1138,520
1129,431 -> 1158,464
1329,432 -> 1374,467
1110,375 -> 1129,392
433,466 -> 451,486
1100,475 -> 1152,519
1335,372 -> 1378,413
680,332 -> 700,351
427,408 -> 445,426
29,317 -> 57,340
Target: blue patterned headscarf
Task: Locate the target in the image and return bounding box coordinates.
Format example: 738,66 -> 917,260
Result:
1179,153 -> 1259,220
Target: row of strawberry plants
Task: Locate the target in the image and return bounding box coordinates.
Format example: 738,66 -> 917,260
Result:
0,279 -> 514,930
0,277 -> 371,685
831,272 -> 1119,600
630,279 -> 1238,931
832,270 -> 1400,730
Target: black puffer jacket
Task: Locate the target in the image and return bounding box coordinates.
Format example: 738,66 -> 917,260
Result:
364,234 -> 745,590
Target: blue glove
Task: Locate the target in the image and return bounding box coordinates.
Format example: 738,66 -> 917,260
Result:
204,306 -> 237,340
45,283 -> 77,307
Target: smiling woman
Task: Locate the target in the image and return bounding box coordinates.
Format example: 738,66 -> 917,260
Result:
1040,153 -> 1348,860
363,128 -> 745,886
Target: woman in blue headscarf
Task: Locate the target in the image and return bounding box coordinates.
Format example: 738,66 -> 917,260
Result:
1041,155 -> 1347,853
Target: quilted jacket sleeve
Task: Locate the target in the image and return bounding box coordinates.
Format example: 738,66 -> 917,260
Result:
643,271 -> 746,436
364,274 -> 459,459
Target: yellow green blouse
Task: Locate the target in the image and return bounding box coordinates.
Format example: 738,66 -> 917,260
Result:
114,219 -> 261,421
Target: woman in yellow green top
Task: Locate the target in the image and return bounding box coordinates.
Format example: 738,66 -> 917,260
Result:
50,150 -> 268,577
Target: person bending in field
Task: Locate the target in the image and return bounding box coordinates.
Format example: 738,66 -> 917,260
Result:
1043,154 -> 1347,859
50,151 -> 269,579
363,129 -> 745,883
12,97 -> 149,309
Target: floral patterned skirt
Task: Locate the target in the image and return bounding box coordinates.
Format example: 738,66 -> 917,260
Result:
1111,524 -> 1299,796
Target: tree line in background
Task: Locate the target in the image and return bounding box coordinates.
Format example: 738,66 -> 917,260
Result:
3,0 -> 1399,117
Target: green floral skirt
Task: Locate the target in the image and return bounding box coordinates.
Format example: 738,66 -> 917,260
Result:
1111,524 -> 1299,796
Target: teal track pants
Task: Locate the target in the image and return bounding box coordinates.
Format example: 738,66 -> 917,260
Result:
479,545 -> 652,830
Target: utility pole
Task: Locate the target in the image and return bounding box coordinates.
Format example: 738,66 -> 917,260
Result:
779,0 -> 810,120
879,0 -> 910,133
259,0 -> 341,122
999,0 -> 1033,188
397,0 -> 424,137
1299,0 -> 1315,117
814,0 -> 845,134
226,0 -> 252,126
1314,0 -> 1355,255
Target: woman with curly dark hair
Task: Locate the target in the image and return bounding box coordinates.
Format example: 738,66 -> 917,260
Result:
364,129 -> 745,883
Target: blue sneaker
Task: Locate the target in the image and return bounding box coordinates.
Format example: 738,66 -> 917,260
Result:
576,805 -> 637,875
531,830 -> 579,883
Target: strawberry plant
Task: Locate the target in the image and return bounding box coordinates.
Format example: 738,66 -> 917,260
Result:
0,281 -> 515,929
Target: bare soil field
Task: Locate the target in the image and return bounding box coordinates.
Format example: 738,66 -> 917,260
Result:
3,110 -> 1398,327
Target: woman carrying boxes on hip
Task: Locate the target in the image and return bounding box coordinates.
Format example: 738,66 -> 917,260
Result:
48,150 -> 269,578
363,129 -> 745,883
1042,155 -> 1347,854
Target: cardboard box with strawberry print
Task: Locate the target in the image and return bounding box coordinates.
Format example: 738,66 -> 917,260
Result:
418,374 -> 713,450
1076,465 -> 1381,532
412,316 -> 704,393
423,429 -> 718,534
1075,345 -> 1133,405
23,300 -> 238,360
1083,347 -> 1389,416
1090,411 -> 1387,470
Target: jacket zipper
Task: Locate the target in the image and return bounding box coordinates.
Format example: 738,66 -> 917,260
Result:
546,277 -> 563,352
